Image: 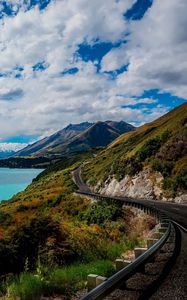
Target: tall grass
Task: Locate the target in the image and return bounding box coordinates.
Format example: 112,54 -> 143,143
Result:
5,260 -> 115,300
102,238 -> 140,260
47,260 -> 115,294
6,273 -> 43,300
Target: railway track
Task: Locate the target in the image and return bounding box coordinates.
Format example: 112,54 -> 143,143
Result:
72,167 -> 187,300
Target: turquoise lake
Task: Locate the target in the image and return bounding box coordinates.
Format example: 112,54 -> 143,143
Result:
0,168 -> 43,201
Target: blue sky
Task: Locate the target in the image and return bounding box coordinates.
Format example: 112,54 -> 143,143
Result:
0,0 -> 186,152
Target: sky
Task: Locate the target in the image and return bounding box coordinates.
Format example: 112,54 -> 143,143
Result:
0,0 -> 186,152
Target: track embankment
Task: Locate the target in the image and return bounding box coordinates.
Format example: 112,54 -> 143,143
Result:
72,167 -> 187,299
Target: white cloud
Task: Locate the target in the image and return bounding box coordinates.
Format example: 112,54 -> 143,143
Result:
110,0 -> 187,99
101,44 -> 130,71
0,0 -> 186,142
0,0 -> 134,72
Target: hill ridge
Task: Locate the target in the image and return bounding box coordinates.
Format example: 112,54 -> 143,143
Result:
15,120 -> 135,157
82,103 -> 187,203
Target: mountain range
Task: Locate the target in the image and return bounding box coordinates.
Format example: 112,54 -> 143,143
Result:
15,120 -> 135,157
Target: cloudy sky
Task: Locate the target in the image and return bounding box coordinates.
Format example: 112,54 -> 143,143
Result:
0,0 -> 186,152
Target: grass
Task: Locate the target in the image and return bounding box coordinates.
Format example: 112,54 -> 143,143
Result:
5,260 -> 115,299
6,273 -> 43,300
4,237 -> 143,300
48,260 -> 115,294
101,238 -> 141,261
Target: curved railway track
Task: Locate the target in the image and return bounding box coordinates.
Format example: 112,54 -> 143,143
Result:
72,167 -> 187,300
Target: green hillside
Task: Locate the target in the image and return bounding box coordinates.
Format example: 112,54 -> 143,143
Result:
0,152 -> 153,299
82,103 -> 187,198
0,103 -> 185,298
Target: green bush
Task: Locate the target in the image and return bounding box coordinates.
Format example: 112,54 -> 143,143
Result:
101,239 -> 140,260
0,211 -> 12,226
79,200 -> 123,225
16,205 -> 28,212
137,137 -> 161,162
63,197 -> 89,217
112,157 -> 142,181
160,129 -> 172,143
39,195 -> 64,210
0,215 -> 70,275
111,159 -> 126,181
163,170 -> 187,192
110,131 -> 172,181
151,159 -> 173,177
124,157 -> 143,176
88,176 -> 97,186
174,170 -> 187,190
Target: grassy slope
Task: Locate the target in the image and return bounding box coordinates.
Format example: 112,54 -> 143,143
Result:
82,103 -> 187,196
0,152 -> 155,298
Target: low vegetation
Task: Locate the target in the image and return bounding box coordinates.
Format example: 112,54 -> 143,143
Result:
4,260 -> 114,300
0,153 -> 153,299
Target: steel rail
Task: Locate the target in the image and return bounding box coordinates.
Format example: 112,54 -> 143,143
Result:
78,191 -> 172,300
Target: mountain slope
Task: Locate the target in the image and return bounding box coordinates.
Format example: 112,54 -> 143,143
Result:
15,122 -> 93,157
53,122 -> 120,154
15,121 -> 135,157
105,120 -> 135,134
82,103 -> 187,203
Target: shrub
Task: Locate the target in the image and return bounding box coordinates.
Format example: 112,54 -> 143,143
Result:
157,139 -> 187,161
160,129 -> 172,143
101,239 -> 139,260
174,170 -> 187,190
124,157 -> 143,176
79,200 -> 123,225
112,157 -> 142,181
88,176 -> 97,186
163,170 -> 187,192
63,196 -> 89,217
44,195 -> 63,209
16,205 -> 28,212
111,159 -> 126,181
137,137 -> 161,162
151,159 -> 173,177
0,215 -> 70,275
0,211 -> 12,226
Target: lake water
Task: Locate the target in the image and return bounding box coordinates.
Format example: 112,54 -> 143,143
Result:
0,168 -> 43,201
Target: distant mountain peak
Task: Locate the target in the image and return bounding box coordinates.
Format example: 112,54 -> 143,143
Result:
14,120 -> 135,157
64,122 -> 93,131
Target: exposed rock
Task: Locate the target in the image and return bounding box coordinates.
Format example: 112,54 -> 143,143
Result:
174,193 -> 187,204
100,168 -> 163,200
99,167 -> 187,204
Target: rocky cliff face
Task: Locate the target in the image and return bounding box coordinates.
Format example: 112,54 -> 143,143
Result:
96,167 -> 187,204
